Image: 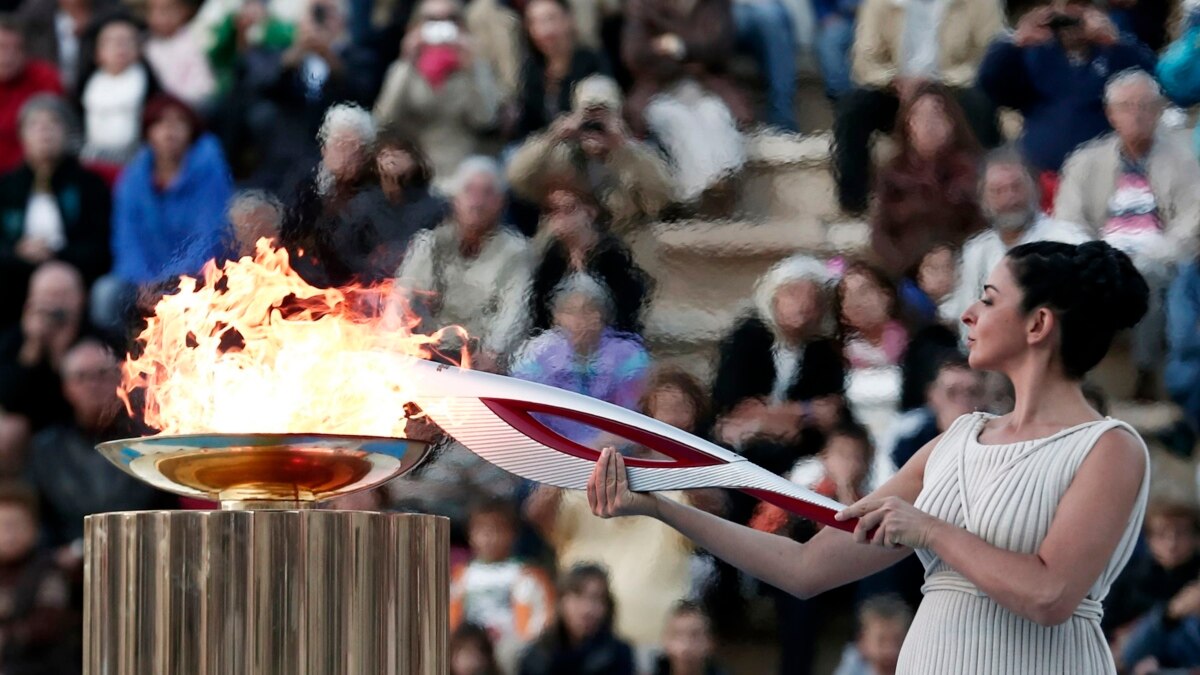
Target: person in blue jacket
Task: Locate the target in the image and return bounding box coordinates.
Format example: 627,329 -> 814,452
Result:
1157,4 -> 1200,160
89,94 -> 233,338
977,0 -> 1155,202
1167,260 -> 1200,435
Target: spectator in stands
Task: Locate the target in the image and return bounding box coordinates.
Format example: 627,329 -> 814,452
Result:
651,601 -> 728,675
1167,258 -> 1200,433
26,339 -> 169,549
621,0 -> 749,206
812,0 -> 857,100
711,254 -> 845,451
0,262 -> 86,437
508,75 -> 673,236
1104,502 -> 1200,643
239,0 -> 378,193
760,420 -> 873,527
838,259 -> 908,370
831,594 -> 913,675
902,244 -> 957,328
944,149 -> 1090,329
396,157 -> 533,371
281,103 -> 379,287
895,246 -> 962,411
91,95 -> 232,337
639,365 -> 713,440
977,0 -> 1156,208
512,0 -> 611,141
373,0 -> 499,190
450,622 -> 503,675
226,189 -> 283,258
0,95 -> 111,325
1157,3 -> 1200,161
338,129 -> 447,281
0,482 -> 74,675
832,0 -> 1001,214
0,15 -> 63,175
511,274 -> 651,445
77,13 -> 162,169
1055,70 -> 1199,396
517,564 -> 635,675
451,498 -> 555,672
887,353 -> 981,472
871,83 -> 985,278
204,0 -> 297,99
731,0 -> 799,132
14,0 -> 102,91
530,184 -> 652,335
144,0 -> 216,108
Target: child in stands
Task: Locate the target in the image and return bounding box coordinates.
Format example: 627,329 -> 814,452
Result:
651,601 -> 728,675
832,594 -> 913,675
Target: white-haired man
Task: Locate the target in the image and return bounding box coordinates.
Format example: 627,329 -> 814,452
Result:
396,156 -> 533,372
1054,68 -> 1200,391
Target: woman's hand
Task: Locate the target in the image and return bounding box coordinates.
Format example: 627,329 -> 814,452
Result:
587,447 -> 661,518
836,495 -> 944,549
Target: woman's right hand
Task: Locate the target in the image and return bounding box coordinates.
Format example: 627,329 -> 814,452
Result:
587,447 -> 661,519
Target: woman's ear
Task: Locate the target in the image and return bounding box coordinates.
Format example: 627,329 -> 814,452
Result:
1025,306 -> 1056,346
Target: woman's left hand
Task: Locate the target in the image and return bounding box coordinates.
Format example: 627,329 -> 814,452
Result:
835,496 -> 944,549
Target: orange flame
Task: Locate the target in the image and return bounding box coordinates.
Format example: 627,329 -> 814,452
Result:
120,241 -> 454,437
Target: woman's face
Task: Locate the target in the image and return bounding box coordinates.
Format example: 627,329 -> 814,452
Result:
839,272 -> 892,333
525,0 -> 573,58
96,21 -> 140,75
555,292 -> 605,353
649,385 -> 696,432
917,246 -> 956,303
449,642 -> 489,675
772,280 -> 823,338
907,95 -> 953,160
960,261 -> 1033,373
147,107 -> 193,161
20,108 -> 67,166
561,578 -> 609,642
377,146 -> 416,183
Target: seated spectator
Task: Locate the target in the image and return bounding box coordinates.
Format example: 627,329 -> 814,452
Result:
338,130 -> 447,282
1104,502 -> 1200,642
280,103 -> 380,287
711,255 -> 844,452
730,0 -> 798,132
226,189 -> 284,258
0,15 -> 64,175
895,245 -> 963,412
1167,259 -> 1200,433
812,0 -> 857,101
90,95 -> 233,337
77,12 -> 162,168
838,260 -> 907,370
396,157 -> 533,370
531,185 -> 652,335
0,95 -> 111,324
832,594 -> 913,675
651,601 -> 729,675
238,0 -> 378,193
901,244 -> 957,328
373,0 -> 499,191
1157,4 -> 1200,161
832,0 -> 1001,214
450,622 -> 503,675
887,353 -> 982,473
203,0 -> 297,100
1055,70 -> 1200,395
0,262 -> 87,436
144,0 -> 216,108
620,0 -> 749,205
512,0 -> 611,142
0,482 -> 74,674
977,0 -> 1156,207
871,84 -> 985,278
517,564 -> 635,675
944,149 -> 1090,331
511,274 -> 651,445
759,419 -> 874,532
639,365 -> 713,440
450,498 -> 555,671
507,75 -> 673,236
14,0 -> 100,91
26,339 -> 171,549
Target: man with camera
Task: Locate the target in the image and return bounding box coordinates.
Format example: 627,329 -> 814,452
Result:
977,0 -> 1156,207
506,74 -> 673,236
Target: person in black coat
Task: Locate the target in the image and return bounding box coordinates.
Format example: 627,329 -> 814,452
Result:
0,95 -> 110,324
531,185 -> 651,334
518,564 -> 635,675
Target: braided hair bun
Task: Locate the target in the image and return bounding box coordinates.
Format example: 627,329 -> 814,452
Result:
1005,240 -> 1149,379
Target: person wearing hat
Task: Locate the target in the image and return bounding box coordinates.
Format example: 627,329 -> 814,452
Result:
506,74 -> 673,236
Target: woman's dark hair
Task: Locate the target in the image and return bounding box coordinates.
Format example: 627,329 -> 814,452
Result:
540,564 -> 615,647
142,93 -> 204,143
894,82 -> 981,162
638,365 -> 712,434
448,623 -> 501,675
1005,240 -> 1149,380
375,126 -> 433,189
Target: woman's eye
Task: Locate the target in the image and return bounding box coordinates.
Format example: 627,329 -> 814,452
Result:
980,298 -> 993,306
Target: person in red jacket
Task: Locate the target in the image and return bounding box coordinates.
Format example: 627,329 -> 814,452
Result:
0,16 -> 64,174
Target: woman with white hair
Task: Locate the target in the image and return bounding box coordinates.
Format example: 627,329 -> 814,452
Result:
0,95 -> 111,323
373,0 -> 500,191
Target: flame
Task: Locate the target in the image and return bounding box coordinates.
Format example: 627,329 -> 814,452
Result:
120,241 -> 456,437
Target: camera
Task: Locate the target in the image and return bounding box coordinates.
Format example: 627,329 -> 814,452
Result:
420,20 -> 459,45
1045,13 -> 1081,30
311,3 -> 328,25
579,119 -> 606,133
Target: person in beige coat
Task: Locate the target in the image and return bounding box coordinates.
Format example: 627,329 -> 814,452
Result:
506,75 -> 674,236
832,0 -> 1003,214
373,0 -> 499,191
1054,69 -> 1200,390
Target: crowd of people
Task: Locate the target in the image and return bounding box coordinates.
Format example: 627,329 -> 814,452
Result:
0,0 -> 1199,668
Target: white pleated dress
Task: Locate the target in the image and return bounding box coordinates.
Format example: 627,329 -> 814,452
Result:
896,412 -> 1150,674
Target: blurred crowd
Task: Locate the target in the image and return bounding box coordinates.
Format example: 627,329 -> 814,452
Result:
0,0 -> 1199,668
